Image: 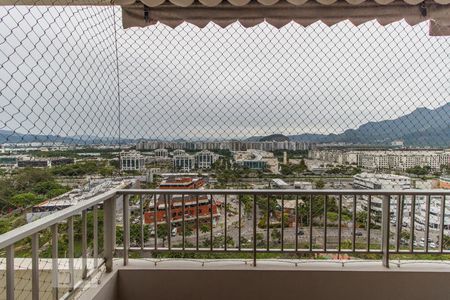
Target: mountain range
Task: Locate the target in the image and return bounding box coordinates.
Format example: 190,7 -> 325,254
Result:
0,130 -> 133,145
1,102 -> 449,147
252,103 -> 450,147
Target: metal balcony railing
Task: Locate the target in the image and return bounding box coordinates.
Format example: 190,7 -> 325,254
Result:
0,188 -> 449,299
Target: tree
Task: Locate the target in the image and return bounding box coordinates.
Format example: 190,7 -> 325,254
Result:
298,159 -> 308,172
200,223 -> 210,234
129,223 -> 150,246
157,224 -> 169,247
297,202 -> 308,227
442,235 -> 450,249
181,223 -> 194,236
255,233 -> 265,247
315,179 -> 325,189
280,164 -> 292,176
406,165 -> 431,176
10,193 -> 43,208
271,229 -> 281,244
240,195 -> 253,215
356,211 -> 368,229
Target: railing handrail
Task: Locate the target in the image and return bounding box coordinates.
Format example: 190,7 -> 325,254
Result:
0,186 -> 449,299
1,188 -> 449,249
0,189 -> 117,249
117,188 -> 450,196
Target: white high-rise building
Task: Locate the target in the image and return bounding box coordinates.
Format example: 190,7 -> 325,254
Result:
195,150 -> 218,169
121,151 -> 145,171
154,148 -> 169,158
173,154 -> 195,172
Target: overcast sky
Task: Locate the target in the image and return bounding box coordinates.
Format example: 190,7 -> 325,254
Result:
0,6 -> 449,142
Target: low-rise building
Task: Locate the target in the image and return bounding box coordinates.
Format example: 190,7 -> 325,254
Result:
49,158 -> 75,167
120,151 -> 145,171
310,149 -> 450,171
0,156 -> 17,168
272,178 -> 290,189
173,153 -> 195,172
353,172 -> 411,190
17,159 -> 48,168
144,176 -> 220,227
440,176 -> 450,189
154,148 -> 169,158
195,150 -> 218,169
234,149 -> 279,173
294,181 -> 313,190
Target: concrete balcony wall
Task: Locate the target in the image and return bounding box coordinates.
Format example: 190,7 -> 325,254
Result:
83,260 -> 450,300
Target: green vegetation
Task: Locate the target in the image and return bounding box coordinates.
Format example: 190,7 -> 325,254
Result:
280,159 -> 308,176
51,160 -> 117,177
0,168 -> 70,213
239,195 -> 253,215
273,150 -> 308,159
116,223 -> 150,247
314,179 -> 325,189
406,165 -> 431,176
212,159 -> 248,187
29,148 -> 118,159
325,165 -> 361,176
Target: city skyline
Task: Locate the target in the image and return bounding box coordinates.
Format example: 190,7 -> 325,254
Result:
0,9 -> 449,142
1,101 -> 449,147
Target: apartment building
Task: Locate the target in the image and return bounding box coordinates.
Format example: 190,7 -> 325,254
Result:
120,151 -> 145,171
136,139 -> 314,151
144,177 -> 219,226
310,149 -> 450,171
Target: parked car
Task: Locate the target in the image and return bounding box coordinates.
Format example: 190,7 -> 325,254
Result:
355,231 -> 363,237
297,230 -> 304,236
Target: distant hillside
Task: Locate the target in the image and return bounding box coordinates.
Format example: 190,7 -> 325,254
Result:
0,130 -> 133,145
259,134 -> 289,142
261,102 -> 450,147
0,130 -> 76,144
2,102 -> 449,147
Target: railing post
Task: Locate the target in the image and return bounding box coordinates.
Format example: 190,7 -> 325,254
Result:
139,195 -> 144,250
31,233 -> 40,300
6,244 -> 14,300
253,194 -> 257,267
93,205 -> 99,268
382,195 -> 390,268
51,224 -> 59,300
123,194 -> 130,266
68,216 -> 75,292
104,196 -> 116,273
81,210 -> 88,279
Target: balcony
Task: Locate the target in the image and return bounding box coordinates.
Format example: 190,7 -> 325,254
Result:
1,188 -> 450,299
0,0 -> 450,299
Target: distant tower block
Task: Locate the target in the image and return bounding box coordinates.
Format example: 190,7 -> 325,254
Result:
283,151 -> 288,165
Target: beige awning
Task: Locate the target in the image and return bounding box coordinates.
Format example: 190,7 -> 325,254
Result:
1,0 -> 449,35
118,0 -> 450,36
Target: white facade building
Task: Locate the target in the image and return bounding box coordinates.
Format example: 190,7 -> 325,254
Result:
353,172 -> 411,190
154,148 -> 169,158
173,149 -> 186,156
234,150 -> 279,173
136,140 -> 315,151
310,149 -> 450,171
120,151 -> 145,171
173,154 -> 195,172
195,150 -> 218,169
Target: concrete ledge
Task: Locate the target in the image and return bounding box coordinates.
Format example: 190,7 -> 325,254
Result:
87,259 -> 450,300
